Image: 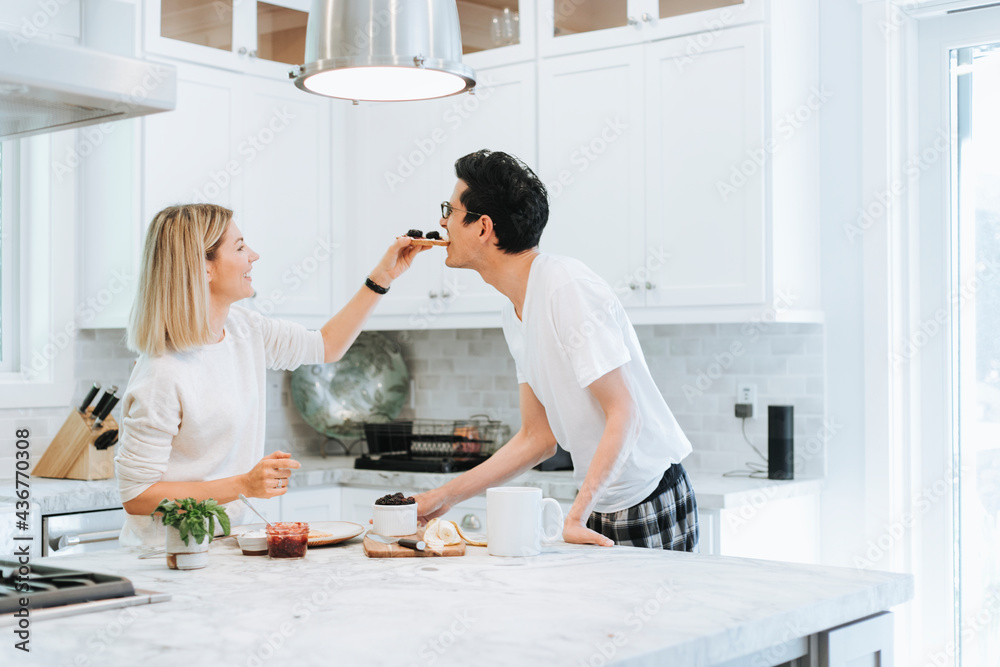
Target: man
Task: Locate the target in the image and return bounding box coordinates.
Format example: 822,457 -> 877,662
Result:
415,150 -> 697,550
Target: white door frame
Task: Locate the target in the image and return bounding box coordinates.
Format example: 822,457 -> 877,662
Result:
860,1 -> 1000,663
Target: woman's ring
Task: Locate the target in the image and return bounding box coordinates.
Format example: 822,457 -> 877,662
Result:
276,479 -> 282,489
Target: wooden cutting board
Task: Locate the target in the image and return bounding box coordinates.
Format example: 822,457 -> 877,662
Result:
363,534 -> 466,558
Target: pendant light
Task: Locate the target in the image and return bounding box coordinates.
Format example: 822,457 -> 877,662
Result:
293,0 -> 476,103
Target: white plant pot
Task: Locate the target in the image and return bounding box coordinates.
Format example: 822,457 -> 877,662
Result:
165,524 -> 210,570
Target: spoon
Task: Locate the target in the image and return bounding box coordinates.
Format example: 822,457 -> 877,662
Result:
239,494 -> 273,526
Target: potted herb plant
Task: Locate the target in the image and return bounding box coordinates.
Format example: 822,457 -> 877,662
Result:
152,498 -> 231,570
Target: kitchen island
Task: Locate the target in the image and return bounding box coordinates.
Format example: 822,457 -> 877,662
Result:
4,537 -> 911,666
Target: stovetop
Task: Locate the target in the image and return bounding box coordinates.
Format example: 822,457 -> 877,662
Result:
0,560 -> 136,614
354,454 -> 491,473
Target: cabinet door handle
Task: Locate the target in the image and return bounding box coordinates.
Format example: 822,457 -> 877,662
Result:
238,46 -> 248,55
645,281 -> 656,290
461,514 -> 481,531
641,12 -> 653,23
429,291 -> 439,299
441,290 -> 452,299
629,282 -> 639,290
627,16 -> 639,26
249,49 -> 258,58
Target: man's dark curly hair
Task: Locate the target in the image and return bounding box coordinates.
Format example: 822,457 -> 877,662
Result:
454,150 -> 548,254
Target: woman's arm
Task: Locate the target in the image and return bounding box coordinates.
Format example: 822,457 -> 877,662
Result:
122,451 -> 299,516
320,237 -> 427,362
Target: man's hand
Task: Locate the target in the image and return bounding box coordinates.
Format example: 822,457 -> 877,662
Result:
414,489 -> 452,523
563,516 -> 614,547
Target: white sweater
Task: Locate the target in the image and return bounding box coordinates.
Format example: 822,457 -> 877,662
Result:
115,306 -> 325,547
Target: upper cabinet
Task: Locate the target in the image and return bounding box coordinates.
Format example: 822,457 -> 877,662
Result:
537,0 -> 821,323
346,62 -> 535,330
144,0 -> 310,78
80,60 -> 340,329
538,0 -> 763,56
458,0 -> 536,68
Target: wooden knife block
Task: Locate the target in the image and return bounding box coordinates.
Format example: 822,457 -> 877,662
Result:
32,409 -> 118,480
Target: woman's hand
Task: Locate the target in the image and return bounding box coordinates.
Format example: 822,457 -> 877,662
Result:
242,451 -> 300,498
368,236 -> 430,288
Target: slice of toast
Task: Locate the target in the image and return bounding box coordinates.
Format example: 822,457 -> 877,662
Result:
409,238 -> 450,246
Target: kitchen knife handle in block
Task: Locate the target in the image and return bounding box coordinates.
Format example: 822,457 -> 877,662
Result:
78,382 -> 101,413
91,385 -> 118,420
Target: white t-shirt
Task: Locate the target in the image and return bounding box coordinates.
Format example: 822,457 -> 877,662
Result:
114,305 -> 325,547
501,254 -> 692,513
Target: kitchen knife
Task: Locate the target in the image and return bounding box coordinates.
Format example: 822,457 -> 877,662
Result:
78,382 -> 101,414
93,392 -> 120,429
91,385 -> 118,420
93,430 -> 118,450
366,534 -> 426,551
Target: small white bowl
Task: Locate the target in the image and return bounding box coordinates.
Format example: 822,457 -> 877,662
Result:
372,503 -> 417,536
237,530 -> 268,556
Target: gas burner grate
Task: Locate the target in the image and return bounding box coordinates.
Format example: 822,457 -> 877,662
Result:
0,561 -> 135,614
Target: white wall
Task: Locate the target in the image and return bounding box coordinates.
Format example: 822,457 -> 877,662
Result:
818,1 -> 866,568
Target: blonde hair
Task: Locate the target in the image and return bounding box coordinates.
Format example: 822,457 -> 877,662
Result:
127,204 -> 232,356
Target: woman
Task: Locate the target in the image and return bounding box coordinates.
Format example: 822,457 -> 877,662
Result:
115,204 -> 424,546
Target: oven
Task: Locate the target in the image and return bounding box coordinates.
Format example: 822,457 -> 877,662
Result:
41,508 -> 126,557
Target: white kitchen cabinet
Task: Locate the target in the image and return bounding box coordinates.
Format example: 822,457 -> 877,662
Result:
537,45 -> 647,310
142,62 -> 243,222
348,62 -> 536,330
537,0 -> 763,58
346,95 -> 451,323
539,8 -> 820,322
339,487 -> 384,525
706,493 -> 819,563
643,25 -> 765,307
279,487 -> 341,523
434,62 -> 536,319
237,74 -> 339,323
78,119 -> 143,328
459,0 -> 537,70
143,0 -> 311,79
77,59 -> 338,330
539,31 -> 764,311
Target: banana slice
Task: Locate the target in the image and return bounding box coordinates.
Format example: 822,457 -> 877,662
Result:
423,519 -> 463,546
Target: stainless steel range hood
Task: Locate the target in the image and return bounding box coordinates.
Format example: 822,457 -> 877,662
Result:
0,30 -> 176,140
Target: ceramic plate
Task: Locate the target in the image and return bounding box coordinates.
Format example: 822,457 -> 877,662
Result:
230,521 -> 365,547
305,521 -> 365,547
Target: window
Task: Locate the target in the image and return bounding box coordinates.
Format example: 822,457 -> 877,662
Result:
0,133 -> 74,408
0,141 -> 18,374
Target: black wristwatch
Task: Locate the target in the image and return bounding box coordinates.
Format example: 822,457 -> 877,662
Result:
365,276 -> 389,294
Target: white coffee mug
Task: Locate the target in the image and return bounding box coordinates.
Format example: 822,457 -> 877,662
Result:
486,487 -> 564,557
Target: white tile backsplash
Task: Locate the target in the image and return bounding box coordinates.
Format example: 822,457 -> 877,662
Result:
0,321 -> 825,481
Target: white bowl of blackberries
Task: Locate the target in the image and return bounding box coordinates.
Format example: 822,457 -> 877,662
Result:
372,492 -> 417,536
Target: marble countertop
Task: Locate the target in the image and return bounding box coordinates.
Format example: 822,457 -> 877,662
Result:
1,539 -> 912,667
2,456 -> 822,515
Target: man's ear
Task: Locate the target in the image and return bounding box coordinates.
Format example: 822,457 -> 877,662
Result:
478,215 -> 494,241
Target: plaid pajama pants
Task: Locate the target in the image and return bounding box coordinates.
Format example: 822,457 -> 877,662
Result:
587,464 -> 699,551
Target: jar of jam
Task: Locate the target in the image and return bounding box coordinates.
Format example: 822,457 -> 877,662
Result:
266,522 -> 309,560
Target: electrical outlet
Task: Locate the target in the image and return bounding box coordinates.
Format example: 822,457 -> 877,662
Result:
735,382 -> 757,419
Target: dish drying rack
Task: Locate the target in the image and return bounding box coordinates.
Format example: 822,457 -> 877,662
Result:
362,416 -> 509,458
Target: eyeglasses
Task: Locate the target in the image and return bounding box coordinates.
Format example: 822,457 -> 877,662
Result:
440,201 -> 483,220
